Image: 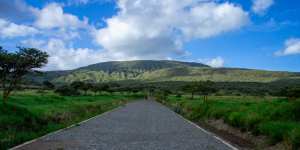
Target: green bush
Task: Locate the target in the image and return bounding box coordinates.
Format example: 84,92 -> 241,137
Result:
173,103 -> 181,114
290,128 -> 300,150
176,93 -> 182,97
54,85 -> 76,96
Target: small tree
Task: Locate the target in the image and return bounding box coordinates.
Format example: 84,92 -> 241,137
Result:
0,46 -> 49,104
132,89 -> 139,94
54,85 -> 75,96
81,82 -> 93,96
180,82 -> 197,99
278,85 -> 300,101
196,80 -> 218,107
90,84 -> 99,95
70,81 -> 84,95
43,81 -> 55,90
107,88 -> 116,94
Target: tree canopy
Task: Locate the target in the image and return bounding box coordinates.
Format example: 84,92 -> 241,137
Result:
0,46 -> 49,104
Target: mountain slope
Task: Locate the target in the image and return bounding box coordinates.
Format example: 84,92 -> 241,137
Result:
30,60 -> 210,83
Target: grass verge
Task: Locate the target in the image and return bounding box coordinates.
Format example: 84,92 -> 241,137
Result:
0,91 -> 145,150
156,95 -> 300,150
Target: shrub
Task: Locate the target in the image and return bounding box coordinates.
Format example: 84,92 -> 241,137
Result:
173,103 -> 181,114
54,85 -> 76,96
36,89 -> 46,94
106,88 -> 116,93
165,97 -> 171,102
176,93 -> 182,97
246,114 -> 261,131
290,128 -> 300,150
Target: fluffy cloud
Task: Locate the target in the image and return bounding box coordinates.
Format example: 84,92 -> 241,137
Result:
30,3 -> 89,29
252,0 -> 274,15
0,18 -> 41,38
22,38 -> 112,70
275,38 -> 300,56
21,38 -> 45,49
198,56 -> 224,67
93,0 -> 250,61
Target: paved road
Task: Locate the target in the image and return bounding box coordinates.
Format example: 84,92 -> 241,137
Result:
16,100 -> 234,150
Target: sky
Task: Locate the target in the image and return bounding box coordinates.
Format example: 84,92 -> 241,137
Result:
0,0 -> 299,72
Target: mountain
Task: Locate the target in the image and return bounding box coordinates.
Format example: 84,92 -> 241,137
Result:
30,60 -> 210,84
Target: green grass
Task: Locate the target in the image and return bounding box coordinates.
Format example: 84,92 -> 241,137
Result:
158,95 -> 300,149
0,90 -> 146,150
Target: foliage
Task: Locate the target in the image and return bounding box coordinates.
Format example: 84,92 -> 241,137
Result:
54,85 -> 76,96
42,81 -> 55,90
195,80 -> 218,107
277,85 -> 300,101
172,103 -> 181,114
132,89 -> 139,94
81,82 -> 93,96
0,46 -> 49,104
180,82 -> 198,99
70,81 -> 84,95
106,88 -> 116,93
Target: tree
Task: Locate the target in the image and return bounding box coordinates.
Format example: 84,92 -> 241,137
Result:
180,82 -> 197,99
132,89 -> 139,94
90,84 -> 100,95
278,85 -> 300,101
70,81 -> 84,95
81,82 -> 93,96
195,80 -> 218,107
43,81 -> 55,90
0,46 -> 49,104
54,85 -> 75,96
107,88 -> 116,94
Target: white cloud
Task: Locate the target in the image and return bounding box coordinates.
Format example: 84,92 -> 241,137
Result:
21,38 -> 45,49
252,0 -> 274,15
22,38 -> 112,70
30,3 -> 89,29
275,38 -> 300,56
93,0 -> 250,61
198,56 -> 224,67
0,18 -> 41,38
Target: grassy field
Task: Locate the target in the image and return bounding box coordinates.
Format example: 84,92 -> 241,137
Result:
0,90 -> 146,150
156,94 -> 300,150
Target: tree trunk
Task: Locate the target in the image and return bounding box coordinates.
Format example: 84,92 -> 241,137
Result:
204,95 -> 210,108
192,92 -> 194,99
3,95 -> 7,104
84,90 -> 87,96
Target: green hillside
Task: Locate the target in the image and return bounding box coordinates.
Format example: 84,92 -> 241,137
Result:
136,67 -> 300,83
29,60 -> 210,84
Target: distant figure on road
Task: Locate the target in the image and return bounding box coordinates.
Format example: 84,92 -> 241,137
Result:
146,96 -> 148,100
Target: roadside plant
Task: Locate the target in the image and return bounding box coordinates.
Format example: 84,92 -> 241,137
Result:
173,103 -> 181,114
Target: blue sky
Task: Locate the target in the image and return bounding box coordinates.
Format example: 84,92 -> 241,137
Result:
0,0 -> 299,72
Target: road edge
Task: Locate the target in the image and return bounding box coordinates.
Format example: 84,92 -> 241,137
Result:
8,106 -> 123,150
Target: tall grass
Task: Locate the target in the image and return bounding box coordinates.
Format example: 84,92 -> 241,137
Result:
0,90 -> 145,149
160,95 -> 300,149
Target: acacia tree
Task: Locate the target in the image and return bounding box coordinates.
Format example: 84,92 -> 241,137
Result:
180,82 -> 197,99
196,80 -> 218,107
70,81 -> 84,95
0,46 -> 49,104
81,82 -> 93,96
43,81 -> 55,89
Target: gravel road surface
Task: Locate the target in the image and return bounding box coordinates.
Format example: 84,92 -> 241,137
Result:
16,100 -> 235,150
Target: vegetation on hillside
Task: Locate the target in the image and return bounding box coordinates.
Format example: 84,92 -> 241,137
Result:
28,60 -> 210,84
